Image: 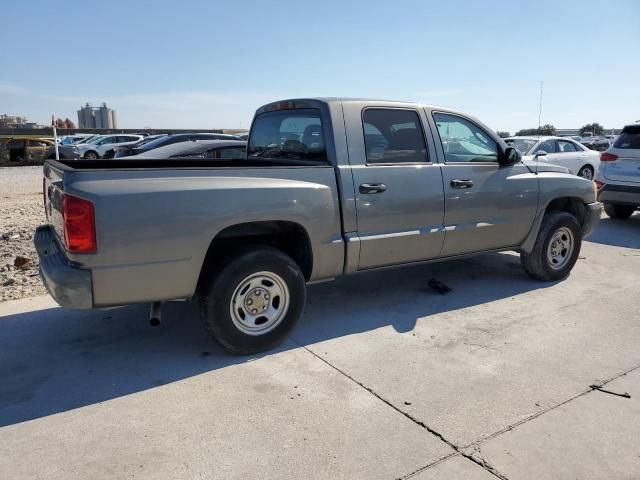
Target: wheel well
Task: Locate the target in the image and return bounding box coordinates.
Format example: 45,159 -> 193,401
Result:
545,197 -> 586,226
197,221 -> 313,293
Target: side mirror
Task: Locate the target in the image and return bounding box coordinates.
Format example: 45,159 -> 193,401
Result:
502,146 -> 521,165
534,150 -> 548,157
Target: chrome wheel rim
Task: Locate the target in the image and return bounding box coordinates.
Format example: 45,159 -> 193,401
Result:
579,167 -> 593,180
547,227 -> 574,270
230,271 -> 290,336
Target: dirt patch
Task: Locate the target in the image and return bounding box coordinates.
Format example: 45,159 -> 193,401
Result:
1,166 -> 48,302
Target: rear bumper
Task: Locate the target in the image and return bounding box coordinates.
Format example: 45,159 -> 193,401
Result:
582,202 -> 603,238
34,225 -> 93,309
598,183 -> 640,206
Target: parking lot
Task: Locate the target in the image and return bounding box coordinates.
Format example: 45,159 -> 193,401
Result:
1,205 -> 639,479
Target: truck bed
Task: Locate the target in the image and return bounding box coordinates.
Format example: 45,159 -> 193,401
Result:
43,159 -> 345,307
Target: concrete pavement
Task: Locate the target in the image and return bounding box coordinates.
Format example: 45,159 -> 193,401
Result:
1,214 -> 639,479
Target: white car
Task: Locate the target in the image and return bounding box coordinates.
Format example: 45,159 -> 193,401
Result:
76,134 -> 144,159
505,136 -> 600,180
595,124 -> 640,219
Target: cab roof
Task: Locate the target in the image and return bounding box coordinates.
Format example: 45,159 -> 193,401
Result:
256,97 -> 463,114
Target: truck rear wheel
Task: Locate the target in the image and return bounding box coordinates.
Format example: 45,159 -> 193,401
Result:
521,212 -> 582,281
199,247 -> 306,354
603,203 -> 635,219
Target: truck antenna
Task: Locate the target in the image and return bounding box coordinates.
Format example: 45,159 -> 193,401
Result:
538,80 -> 543,131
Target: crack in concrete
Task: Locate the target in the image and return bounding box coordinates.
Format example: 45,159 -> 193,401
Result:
397,452 -> 458,480
294,340 -> 640,480
294,342 -> 510,480
462,362 -> 640,450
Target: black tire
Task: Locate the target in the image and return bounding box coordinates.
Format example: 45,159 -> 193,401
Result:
577,165 -> 594,180
84,151 -> 98,160
603,203 -> 635,219
521,212 -> 582,281
199,247 -> 306,354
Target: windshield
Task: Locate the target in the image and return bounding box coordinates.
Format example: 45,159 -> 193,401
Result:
85,135 -> 105,144
248,109 -> 327,162
136,135 -> 166,147
506,138 -> 538,155
138,135 -> 176,150
75,135 -> 98,144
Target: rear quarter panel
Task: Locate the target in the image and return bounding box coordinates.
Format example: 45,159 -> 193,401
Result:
60,166 -> 343,307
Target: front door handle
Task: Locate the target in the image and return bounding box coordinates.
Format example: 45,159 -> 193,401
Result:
450,179 -> 474,189
359,183 -> 387,194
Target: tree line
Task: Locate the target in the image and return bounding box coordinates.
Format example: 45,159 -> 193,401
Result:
496,123 -> 606,138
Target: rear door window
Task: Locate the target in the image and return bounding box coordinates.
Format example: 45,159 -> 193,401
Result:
248,109 -> 326,162
362,108 -> 428,164
557,140 -> 577,152
536,139 -> 556,154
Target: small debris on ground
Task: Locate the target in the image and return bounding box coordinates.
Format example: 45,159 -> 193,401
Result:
0,166 -> 48,302
589,384 -> 631,398
14,256 -> 33,270
428,278 -> 452,295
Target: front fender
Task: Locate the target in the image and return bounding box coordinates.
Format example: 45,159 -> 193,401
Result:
520,172 -> 597,253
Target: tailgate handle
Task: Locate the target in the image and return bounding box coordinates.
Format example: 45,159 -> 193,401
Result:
450,179 -> 474,189
359,183 -> 387,194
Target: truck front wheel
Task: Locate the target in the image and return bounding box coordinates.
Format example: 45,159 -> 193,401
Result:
199,247 -> 306,354
521,212 -> 582,281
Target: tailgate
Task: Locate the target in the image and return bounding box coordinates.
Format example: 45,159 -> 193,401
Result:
603,148 -> 640,184
604,129 -> 640,184
43,162 -> 67,245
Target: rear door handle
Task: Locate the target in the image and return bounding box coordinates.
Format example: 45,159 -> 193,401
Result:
359,183 -> 387,194
450,179 -> 474,189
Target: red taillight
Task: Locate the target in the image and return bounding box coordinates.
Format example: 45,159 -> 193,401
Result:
594,180 -> 606,190
62,194 -> 96,253
600,152 -> 618,162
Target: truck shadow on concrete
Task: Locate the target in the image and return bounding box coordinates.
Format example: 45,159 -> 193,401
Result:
585,213 -> 640,249
0,252 -> 552,427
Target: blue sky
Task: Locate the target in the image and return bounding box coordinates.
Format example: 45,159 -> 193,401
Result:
1,0 -> 638,132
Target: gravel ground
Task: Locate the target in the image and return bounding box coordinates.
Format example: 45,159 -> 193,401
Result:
0,166 -> 48,302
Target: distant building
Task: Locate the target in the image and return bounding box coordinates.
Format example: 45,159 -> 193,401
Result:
77,103 -> 118,129
0,114 -> 47,129
0,114 -> 28,128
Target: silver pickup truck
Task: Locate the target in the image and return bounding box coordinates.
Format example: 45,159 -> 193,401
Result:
36,98 -> 602,354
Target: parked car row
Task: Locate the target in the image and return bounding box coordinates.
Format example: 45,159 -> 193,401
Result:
58,132 -> 246,160
108,133 -> 239,158
579,136 -> 612,152
505,136 -> 600,179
